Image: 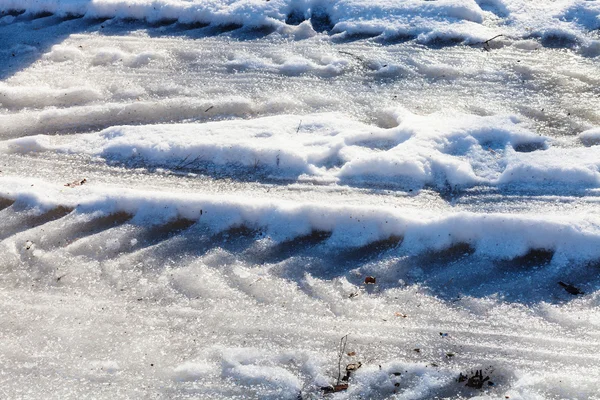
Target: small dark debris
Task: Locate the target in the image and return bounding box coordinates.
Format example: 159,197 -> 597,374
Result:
460,370 -> 491,389
394,382 -> 400,387
413,348 -> 420,353
392,372 -> 401,376
439,332 -> 448,337
65,178 -> 87,188
321,384 -> 348,394
364,276 -> 376,284
558,281 -> 584,295
446,352 -> 455,358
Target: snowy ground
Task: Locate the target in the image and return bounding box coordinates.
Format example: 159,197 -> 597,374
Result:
1,1 -> 600,399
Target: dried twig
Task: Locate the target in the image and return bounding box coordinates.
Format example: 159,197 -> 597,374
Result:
479,34 -> 506,51
174,154 -> 203,171
338,50 -> 371,70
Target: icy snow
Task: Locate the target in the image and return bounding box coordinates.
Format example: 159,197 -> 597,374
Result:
1,176 -> 600,398
1,1 -> 600,399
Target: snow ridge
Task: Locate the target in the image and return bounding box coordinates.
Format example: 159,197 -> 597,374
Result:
2,177 -> 600,263
10,111 -> 600,191
1,0 -> 600,46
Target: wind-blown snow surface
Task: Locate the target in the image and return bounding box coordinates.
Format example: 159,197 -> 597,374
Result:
2,2 -> 600,399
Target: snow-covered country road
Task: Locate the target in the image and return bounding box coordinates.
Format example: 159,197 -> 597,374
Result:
1,1 -> 600,399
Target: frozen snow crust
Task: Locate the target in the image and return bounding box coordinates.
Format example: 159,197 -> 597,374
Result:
2,0 -> 600,46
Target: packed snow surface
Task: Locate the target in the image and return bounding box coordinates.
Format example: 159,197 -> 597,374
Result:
1,2 -> 600,399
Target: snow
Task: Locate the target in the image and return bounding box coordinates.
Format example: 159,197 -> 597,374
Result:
1,2 -> 600,399
579,127 -> 600,146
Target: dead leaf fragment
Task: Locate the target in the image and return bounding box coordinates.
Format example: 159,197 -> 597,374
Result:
346,362 -> 362,372
321,384 -> 348,394
395,312 -> 407,318
364,276 -> 376,284
347,351 -> 356,356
